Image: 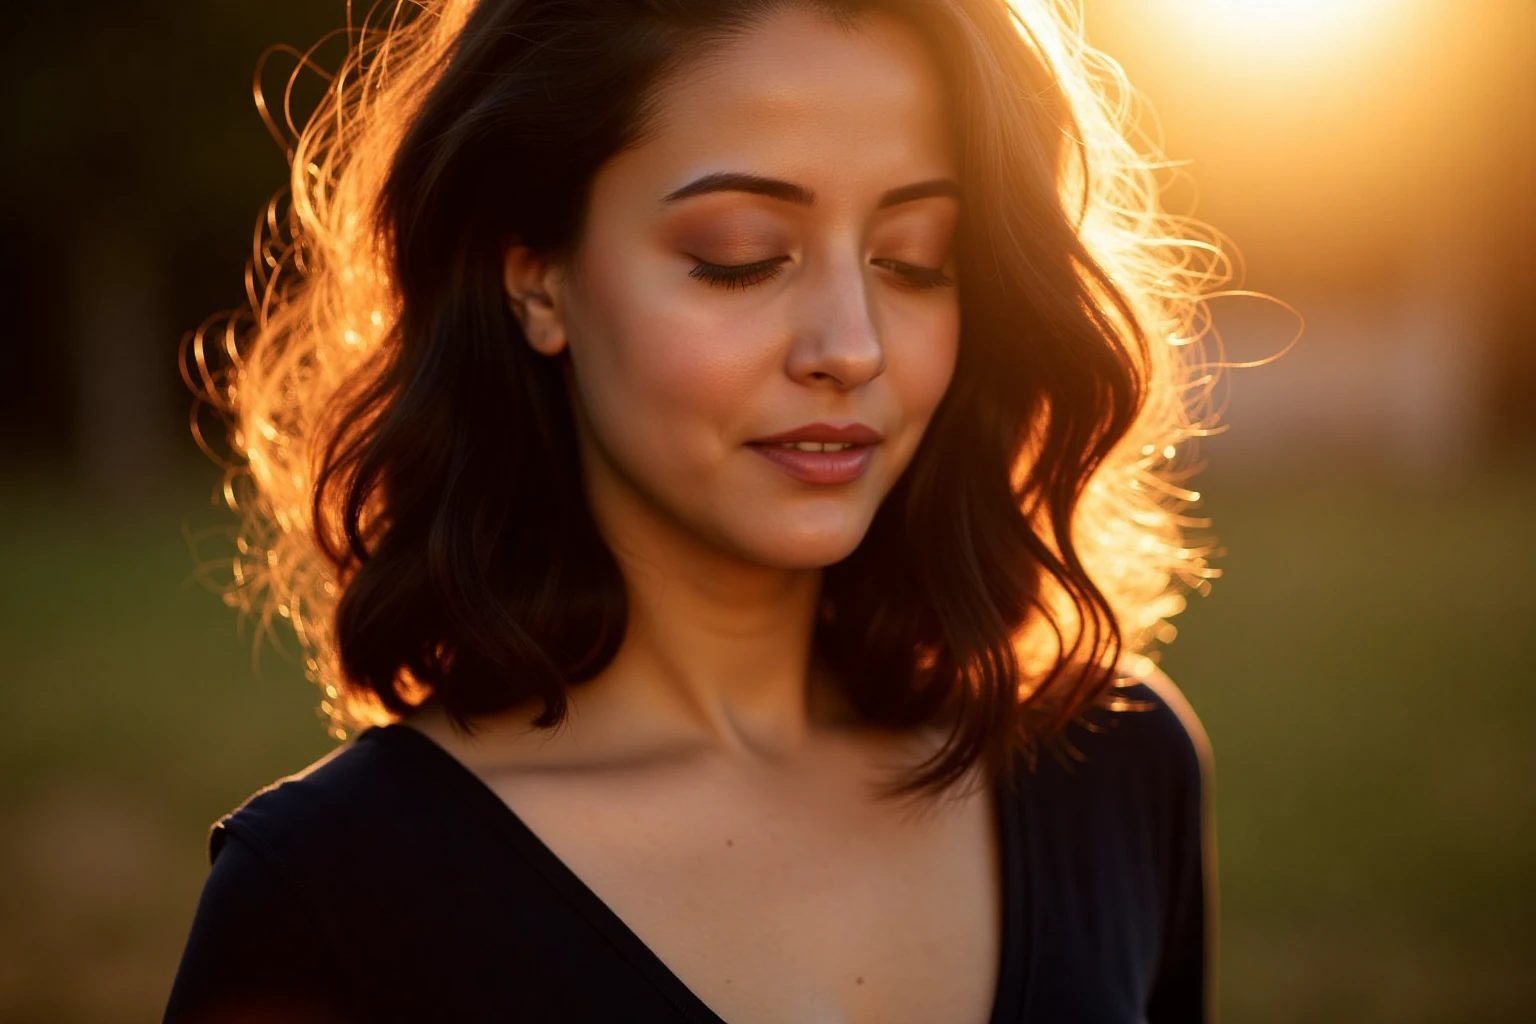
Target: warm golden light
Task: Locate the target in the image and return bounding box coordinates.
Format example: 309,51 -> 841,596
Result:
1171,0 -> 1398,55
196,0 -> 1228,737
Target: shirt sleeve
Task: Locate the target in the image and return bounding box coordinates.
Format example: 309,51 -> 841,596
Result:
1144,681 -> 1219,1024
162,827 -> 362,1024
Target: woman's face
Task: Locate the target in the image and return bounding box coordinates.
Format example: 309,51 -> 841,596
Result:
511,7 -> 960,570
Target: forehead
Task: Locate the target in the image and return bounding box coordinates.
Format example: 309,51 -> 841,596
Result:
599,7 -> 957,209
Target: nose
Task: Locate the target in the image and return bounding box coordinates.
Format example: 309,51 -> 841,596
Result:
785,252 -> 886,390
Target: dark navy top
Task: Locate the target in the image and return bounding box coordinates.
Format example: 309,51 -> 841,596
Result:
163,679 -> 1216,1023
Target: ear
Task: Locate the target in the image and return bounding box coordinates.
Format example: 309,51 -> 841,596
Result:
501,240 -> 569,357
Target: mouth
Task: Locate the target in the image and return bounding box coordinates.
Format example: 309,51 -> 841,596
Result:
745,441 -> 875,485
746,421 -> 883,447
747,440 -> 868,453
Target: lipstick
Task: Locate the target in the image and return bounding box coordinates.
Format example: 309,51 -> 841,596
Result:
745,421 -> 882,485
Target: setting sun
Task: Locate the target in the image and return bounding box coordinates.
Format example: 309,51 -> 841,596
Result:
1172,0 -> 1399,54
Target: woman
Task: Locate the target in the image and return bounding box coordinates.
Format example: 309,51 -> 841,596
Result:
168,0 -> 1221,1021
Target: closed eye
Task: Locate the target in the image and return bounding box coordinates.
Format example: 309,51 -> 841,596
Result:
688,257 -> 789,291
689,257 -> 954,291
872,259 -> 954,289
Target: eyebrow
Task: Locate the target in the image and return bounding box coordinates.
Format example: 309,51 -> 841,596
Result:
661,171 -> 961,209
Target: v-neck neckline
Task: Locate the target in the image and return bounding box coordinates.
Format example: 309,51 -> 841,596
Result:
368,721 -> 1033,1023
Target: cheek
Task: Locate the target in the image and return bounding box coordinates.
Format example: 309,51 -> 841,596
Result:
887,298 -> 961,426
562,246 -> 773,472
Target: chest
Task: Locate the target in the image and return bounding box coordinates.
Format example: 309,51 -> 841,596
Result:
483,759 -> 1004,1024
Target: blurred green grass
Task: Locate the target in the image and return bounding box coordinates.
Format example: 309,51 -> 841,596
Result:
0,469 -> 332,1022
0,464 -> 1531,1022
1161,466 -> 1536,1023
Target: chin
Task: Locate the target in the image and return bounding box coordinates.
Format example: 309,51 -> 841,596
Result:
724,516 -> 873,570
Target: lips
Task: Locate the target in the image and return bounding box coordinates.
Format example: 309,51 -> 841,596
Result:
747,421 -> 883,446
747,442 -> 874,485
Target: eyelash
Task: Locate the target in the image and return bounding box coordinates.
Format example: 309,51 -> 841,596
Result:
689,257 -> 954,292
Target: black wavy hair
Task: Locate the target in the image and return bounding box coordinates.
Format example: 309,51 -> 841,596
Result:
187,0 -> 1219,800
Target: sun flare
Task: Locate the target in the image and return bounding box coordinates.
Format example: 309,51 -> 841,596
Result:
1174,0 -> 1398,53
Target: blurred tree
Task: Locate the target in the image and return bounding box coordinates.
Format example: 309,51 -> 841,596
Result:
0,0 -> 344,495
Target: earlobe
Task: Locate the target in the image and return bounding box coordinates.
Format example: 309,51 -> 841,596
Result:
501,241 -> 568,357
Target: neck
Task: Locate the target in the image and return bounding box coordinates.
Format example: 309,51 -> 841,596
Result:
575,479 -> 847,763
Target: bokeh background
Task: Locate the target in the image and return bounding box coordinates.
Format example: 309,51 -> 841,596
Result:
1,0 -> 1531,1020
